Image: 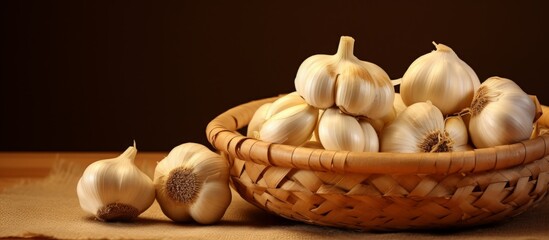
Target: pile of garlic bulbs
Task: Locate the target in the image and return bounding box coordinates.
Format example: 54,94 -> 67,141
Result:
249,36 -> 540,153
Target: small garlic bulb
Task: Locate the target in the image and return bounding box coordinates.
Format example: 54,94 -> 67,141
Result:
400,42 -> 481,115
317,108 -> 379,152
154,143 -> 231,224
469,77 -> 536,148
248,92 -> 319,146
381,101 -> 469,153
294,36 -> 394,118
76,145 -> 155,221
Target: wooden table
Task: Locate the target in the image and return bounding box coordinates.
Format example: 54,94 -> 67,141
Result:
0,152 -> 164,240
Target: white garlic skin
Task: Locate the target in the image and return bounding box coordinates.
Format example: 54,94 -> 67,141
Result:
400,42 -> 480,115
317,108 -> 379,152
372,93 -> 408,132
76,146 -> 155,221
247,103 -> 272,138
259,104 -> 319,145
393,93 -> 407,117
445,115 -> 473,151
381,101 -> 468,153
154,143 -> 231,224
249,92 -> 319,146
247,93 -> 307,139
295,36 -> 394,118
469,77 -> 536,148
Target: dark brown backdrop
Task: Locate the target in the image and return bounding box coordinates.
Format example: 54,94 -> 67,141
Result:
1,0 -> 548,151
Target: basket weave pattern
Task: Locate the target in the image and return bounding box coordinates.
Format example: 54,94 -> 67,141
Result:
207,96 -> 549,230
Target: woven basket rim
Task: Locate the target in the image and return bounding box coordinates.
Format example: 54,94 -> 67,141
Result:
206,95 -> 549,175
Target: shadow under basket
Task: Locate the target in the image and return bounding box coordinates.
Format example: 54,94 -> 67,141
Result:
206,96 -> 549,231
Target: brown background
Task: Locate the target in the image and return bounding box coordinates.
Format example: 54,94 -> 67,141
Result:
1,0 -> 548,151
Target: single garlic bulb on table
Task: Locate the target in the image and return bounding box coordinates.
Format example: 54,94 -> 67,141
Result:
294,36 -> 394,118
76,145 -> 155,221
468,77 -> 536,148
247,92 -> 319,146
381,101 -> 471,153
154,143 -> 231,224
400,42 -> 480,115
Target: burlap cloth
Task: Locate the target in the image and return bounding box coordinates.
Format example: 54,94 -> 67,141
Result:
2,160 -> 549,240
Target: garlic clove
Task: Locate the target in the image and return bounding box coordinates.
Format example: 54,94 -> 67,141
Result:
248,92 -> 319,146
76,145 -> 155,221
265,92 -> 305,118
400,42 -> 480,115
359,120 -> 379,152
468,77 -> 536,148
247,103 -> 272,138
154,143 -> 231,224
445,115 -> 470,151
295,54 -> 336,109
317,108 -> 379,152
189,182 -> 232,224
318,108 -> 364,151
259,104 -> 319,145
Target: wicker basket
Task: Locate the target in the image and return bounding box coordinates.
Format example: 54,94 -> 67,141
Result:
206,95 -> 549,231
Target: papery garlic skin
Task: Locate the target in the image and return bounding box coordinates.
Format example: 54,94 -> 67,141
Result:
248,93 -> 319,146
294,36 -> 394,118
381,101 -> 468,153
469,77 -> 536,148
317,108 -> 379,152
154,143 -> 231,224
393,93 -> 407,117
445,115 -> 473,151
400,42 -> 480,115
265,92 -> 305,118
247,103 -> 272,138
76,146 -> 155,221
372,93 -> 408,131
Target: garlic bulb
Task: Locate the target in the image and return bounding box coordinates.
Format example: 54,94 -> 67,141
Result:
294,36 -> 394,118
400,42 -> 480,115
317,108 -> 379,152
76,145 -> 155,221
469,77 -> 536,148
248,92 -> 319,146
381,101 -> 469,153
154,143 -> 231,224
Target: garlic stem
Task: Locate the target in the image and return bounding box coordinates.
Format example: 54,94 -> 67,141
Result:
335,36 -> 355,59
391,78 -> 402,86
433,42 -> 453,52
119,146 -> 137,162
